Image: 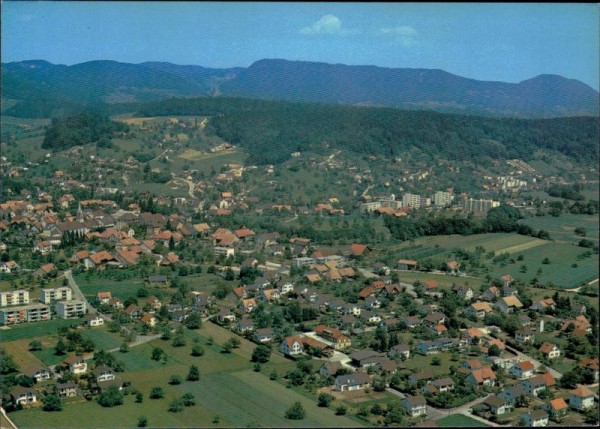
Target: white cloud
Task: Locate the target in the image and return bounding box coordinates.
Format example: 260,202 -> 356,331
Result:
299,14 -> 357,36
379,25 -> 418,46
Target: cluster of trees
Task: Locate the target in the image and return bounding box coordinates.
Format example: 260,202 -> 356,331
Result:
384,204 -> 540,242
137,96 -> 599,166
547,183 -> 585,201
42,112 -> 129,151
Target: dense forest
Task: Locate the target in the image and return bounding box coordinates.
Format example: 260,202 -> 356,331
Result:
42,112 -> 130,151
137,97 -> 599,166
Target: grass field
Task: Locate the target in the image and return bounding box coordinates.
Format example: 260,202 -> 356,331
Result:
182,370 -> 361,427
75,272 -> 144,301
397,271 -> 482,291
0,318 -> 79,342
487,242 -> 598,288
437,414 -> 489,427
82,328 -> 123,351
408,233 -> 544,254
520,214 -> 599,244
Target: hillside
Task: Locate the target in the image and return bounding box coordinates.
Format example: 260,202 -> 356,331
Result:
2,58 -> 598,118
137,96 -> 599,166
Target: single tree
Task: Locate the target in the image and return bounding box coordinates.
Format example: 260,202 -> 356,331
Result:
149,386 -> 164,399
317,393 -> 333,407
187,365 -> 200,381
285,401 -> 306,420
42,394 -> 62,411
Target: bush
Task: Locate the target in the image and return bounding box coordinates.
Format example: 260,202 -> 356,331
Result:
42,394 -> 62,411
182,392 -> 196,406
169,375 -> 182,385
97,385 -> 124,407
317,393 -> 333,407
169,398 -> 184,413
191,344 -> 205,356
187,365 -> 200,381
149,386 -> 164,399
285,401 -> 306,420
137,416 -> 148,427
251,345 -> 271,363
335,405 -> 347,415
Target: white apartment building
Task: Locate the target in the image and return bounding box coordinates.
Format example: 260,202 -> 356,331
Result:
39,287 -> 72,304
0,304 -> 50,325
55,300 -> 87,319
433,191 -> 454,207
0,290 -> 30,307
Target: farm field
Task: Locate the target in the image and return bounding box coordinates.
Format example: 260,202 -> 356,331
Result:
396,271 -> 482,291
183,369 -> 361,427
0,318 -> 79,342
519,214 -> 599,244
81,327 -> 123,351
437,414 -> 489,427
75,272 -> 144,301
409,233 -> 545,254
486,242 -> 598,288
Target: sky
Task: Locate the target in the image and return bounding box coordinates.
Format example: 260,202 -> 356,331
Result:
2,2 -> 599,90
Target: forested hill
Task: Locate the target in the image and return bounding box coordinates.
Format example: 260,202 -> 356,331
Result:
3,58 -> 598,118
137,97 -> 599,166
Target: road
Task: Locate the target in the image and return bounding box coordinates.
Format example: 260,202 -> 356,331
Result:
386,388 -> 503,426
171,175 -> 196,199
63,270 -> 97,315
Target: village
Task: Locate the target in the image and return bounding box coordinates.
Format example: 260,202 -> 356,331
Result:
0,167 -> 598,427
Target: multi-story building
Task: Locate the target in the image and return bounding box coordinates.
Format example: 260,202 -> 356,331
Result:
0,304 -> 50,325
39,287 -> 72,304
402,193 -> 422,209
0,290 -> 30,307
433,191 -> 454,207
55,300 -> 87,319
461,198 -> 500,213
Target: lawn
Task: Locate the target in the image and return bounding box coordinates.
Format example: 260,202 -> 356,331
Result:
403,352 -> 457,377
81,327 -> 123,351
0,318 -> 79,342
75,272 -> 144,301
181,370 -> 362,427
486,242 -> 598,288
437,414 -> 489,427
520,214 -> 599,245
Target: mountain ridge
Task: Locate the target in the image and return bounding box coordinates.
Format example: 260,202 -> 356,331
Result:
2,58 -> 598,118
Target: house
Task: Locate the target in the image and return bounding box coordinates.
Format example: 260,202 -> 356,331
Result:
430,324 -> 448,336
530,298 -> 556,312
522,373 -> 556,397
416,340 -> 440,355
569,386 -> 595,410
34,263 -> 57,278
10,386 -> 38,405
140,313 -> 157,327
514,327 -> 535,344
334,372 -> 371,392
397,259 -> 417,270
510,360 -> 536,379
465,366 -> 496,387
93,365 -> 116,382
453,284 -> 474,300
427,377 -> 455,394
96,291 -> 112,304
403,315 -> 422,329
484,395 -> 512,415
62,356 -> 87,374
124,304 -> 142,318
409,371 -> 434,385
463,359 -> 484,371
56,382 -> 78,398
280,336 -> 304,356
320,361 -> 345,378
253,328 -> 274,343
423,312 -> 446,327
496,295 -> 523,314
0,261 -> 20,274
240,298 -> 257,313
539,342 -> 560,359
234,318 -> 255,334
402,395 -> 427,417
465,301 -> 493,319
314,324 -> 352,350
380,359 -> 402,375
546,398 -> 569,421
84,314 -> 104,327
388,344 -> 410,360
216,309 -> 237,324
349,350 -> 388,368
463,327 -> 484,344
29,367 -> 52,383
578,358 -> 599,383
446,260 -> 460,274
500,384 -> 527,404
522,409 -> 549,427
482,286 -> 500,301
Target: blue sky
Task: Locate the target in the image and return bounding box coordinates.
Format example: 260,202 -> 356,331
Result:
2,2 -> 599,90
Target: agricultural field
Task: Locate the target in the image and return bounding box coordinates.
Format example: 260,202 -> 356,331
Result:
405,233 -> 545,254
519,214 -> 599,244
437,414 -> 489,427
0,318 -> 79,342
75,272 -> 144,301
81,327 -> 123,351
486,242 -> 598,288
